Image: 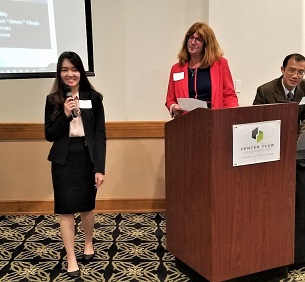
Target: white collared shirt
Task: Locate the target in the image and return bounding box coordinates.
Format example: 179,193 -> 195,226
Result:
281,79 -> 295,99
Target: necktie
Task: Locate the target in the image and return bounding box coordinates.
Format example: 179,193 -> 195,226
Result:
287,92 -> 293,101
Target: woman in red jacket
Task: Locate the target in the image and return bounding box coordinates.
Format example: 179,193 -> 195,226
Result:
165,22 -> 239,118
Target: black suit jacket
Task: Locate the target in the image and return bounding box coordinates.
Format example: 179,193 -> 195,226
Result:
44,91 -> 106,174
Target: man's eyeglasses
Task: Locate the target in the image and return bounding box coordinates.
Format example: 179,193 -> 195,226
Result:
187,35 -> 204,44
286,68 -> 305,76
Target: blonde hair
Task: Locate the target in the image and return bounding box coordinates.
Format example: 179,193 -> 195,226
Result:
178,22 -> 223,68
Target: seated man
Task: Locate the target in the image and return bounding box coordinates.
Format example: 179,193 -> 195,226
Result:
253,53 -> 305,268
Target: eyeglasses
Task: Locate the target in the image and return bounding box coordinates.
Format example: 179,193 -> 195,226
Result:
187,35 -> 204,44
286,67 -> 305,76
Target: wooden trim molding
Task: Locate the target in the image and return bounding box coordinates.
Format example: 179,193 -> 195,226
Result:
106,121 -> 165,138
0,123 -> 43,140
0,199 -> 165,215
0,121 -> 166,140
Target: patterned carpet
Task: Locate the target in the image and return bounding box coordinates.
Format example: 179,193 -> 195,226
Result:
0,213 -> 304,282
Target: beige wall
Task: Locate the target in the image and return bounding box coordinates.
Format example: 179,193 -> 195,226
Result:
2,0 -> 304,122
0,138 -> 165,201
209,0 -> 305,106
0,0 -> 208,122
0,0 -> 208,210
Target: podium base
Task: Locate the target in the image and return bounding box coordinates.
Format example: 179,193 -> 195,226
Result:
175,258 -> 288,282
225,266 -> 288,282
175,258 -> 208,281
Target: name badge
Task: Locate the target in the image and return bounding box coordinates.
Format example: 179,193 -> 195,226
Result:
173,72 -> 184,81
79,100 -> 92,109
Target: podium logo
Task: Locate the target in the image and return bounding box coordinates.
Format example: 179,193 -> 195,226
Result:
252,127 -> 263,142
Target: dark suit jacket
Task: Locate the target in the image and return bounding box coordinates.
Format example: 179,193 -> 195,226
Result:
44,91 -> 106,174
253,77 -> 305,121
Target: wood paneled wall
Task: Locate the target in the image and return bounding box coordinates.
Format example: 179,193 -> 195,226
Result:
0,121 -> 166,214
0,121 -> 165,140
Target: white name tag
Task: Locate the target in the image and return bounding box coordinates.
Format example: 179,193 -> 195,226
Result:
173,72 -> 184,81
79,100 -> 92,109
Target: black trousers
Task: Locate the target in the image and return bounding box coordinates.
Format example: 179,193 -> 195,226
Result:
295,165 -> 305,265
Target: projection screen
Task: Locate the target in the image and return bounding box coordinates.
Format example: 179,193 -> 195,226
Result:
0,0 -> 94,79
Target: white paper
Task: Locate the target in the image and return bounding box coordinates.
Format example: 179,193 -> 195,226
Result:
177,98 -> 207,111
297,131 -> 305,151
299,97 -> 305,105
297,150 -> 305,160
79,100 -> 92,109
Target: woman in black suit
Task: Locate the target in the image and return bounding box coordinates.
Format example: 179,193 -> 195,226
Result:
44,51 -> 106,278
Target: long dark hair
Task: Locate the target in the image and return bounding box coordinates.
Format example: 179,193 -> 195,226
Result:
49,51 -> 97,119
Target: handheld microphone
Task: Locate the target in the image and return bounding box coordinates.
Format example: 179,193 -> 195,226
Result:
63,85 -> 77,118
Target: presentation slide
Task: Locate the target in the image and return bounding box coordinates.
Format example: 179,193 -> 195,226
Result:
0,0 -> 90,76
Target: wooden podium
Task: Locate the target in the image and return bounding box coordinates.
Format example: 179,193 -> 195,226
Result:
165,103 -> 298,282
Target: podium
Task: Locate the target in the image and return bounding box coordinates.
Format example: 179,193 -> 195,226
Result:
165,103 -> 298,282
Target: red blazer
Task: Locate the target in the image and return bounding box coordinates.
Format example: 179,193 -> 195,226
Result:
165,57 -> 239,111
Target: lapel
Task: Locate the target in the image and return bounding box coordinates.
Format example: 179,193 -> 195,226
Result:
294,85 -> 305,102
78,91 -> 92,126
79,91 -> 90,101
273,78 -> 287,103
274,77 -> 305,103
210,61 -> 219,105
179,64 -> 189,98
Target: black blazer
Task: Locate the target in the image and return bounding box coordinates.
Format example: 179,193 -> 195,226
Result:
44,91 -> 106,174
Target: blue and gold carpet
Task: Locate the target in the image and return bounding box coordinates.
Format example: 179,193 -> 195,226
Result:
0,213 -> 304,281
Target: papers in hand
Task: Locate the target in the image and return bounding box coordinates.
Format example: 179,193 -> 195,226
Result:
297,130 -> 305,151
299,97 -> 305,105
297,123 -> 305,159
296,97 -> 305,158
177,98 -> 207,111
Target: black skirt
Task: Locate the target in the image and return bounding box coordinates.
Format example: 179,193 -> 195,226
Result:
51,137 -> 97,214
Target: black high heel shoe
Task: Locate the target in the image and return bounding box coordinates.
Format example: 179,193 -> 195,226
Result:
83,238 -> 95,261
67,268 -> 80,278
83,252 -> 95,261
